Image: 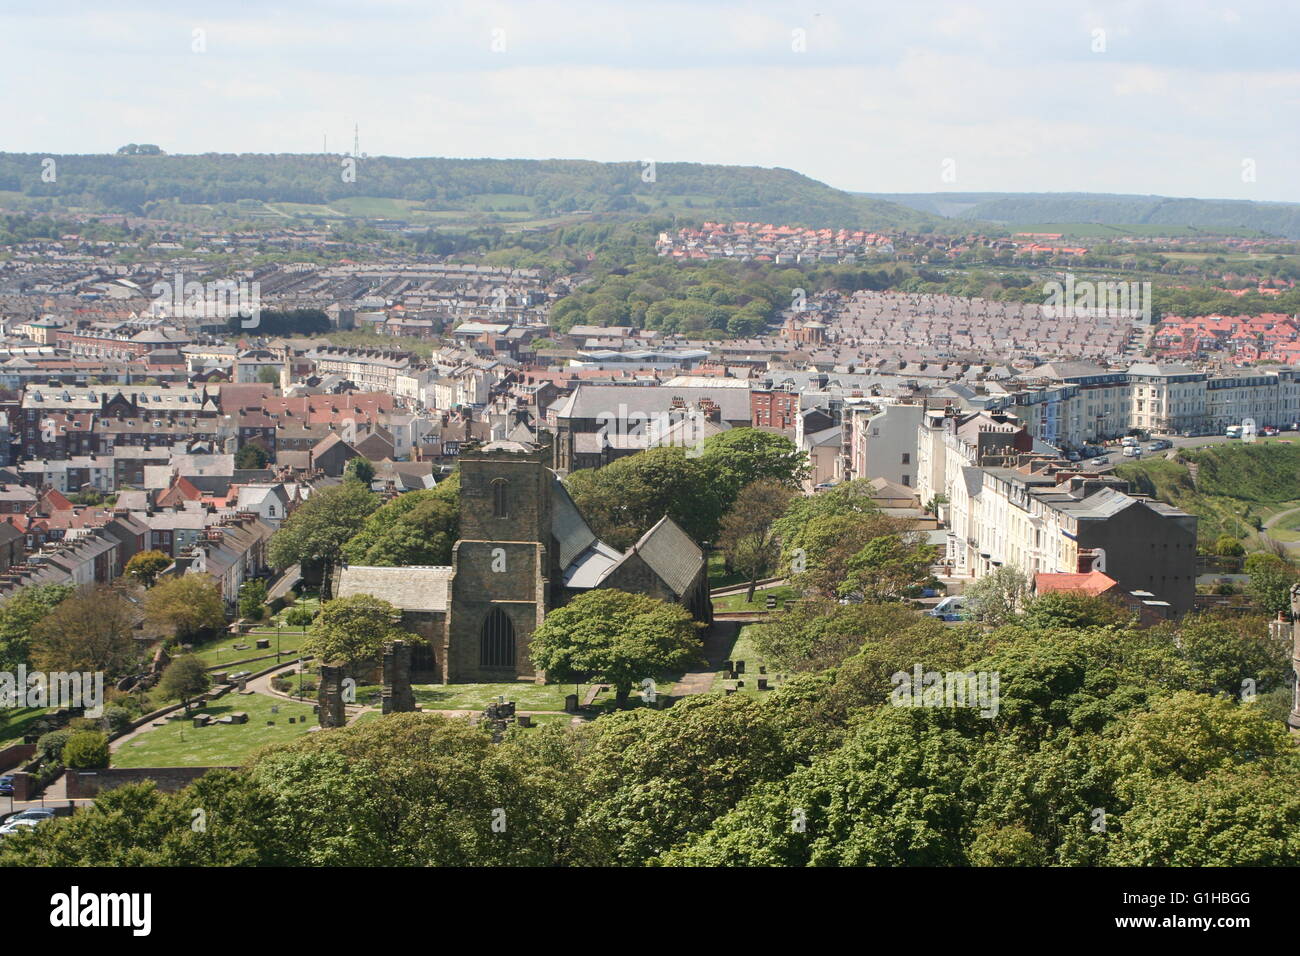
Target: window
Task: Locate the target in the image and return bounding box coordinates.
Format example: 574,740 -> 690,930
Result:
901,474 -> 910,486
901,453 -> 910,464
480,607 -> 516,668
492,478 -> 509,518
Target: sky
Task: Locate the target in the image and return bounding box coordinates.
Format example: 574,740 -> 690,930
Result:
2,0 -> 1298,202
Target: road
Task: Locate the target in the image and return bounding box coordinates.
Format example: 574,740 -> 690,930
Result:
1077,433 -> 1298,471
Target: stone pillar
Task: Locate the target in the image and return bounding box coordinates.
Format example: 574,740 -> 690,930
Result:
1289,584 -> 1300,732
318,663 -> 346,728
382,640 -> 416,715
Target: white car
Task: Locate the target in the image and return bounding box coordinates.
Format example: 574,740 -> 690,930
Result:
0,819 -> 41,836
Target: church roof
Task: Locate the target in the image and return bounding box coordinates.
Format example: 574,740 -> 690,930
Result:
550,476 -> 598,570
608,514 -> 703,598
334,565 -> 453,612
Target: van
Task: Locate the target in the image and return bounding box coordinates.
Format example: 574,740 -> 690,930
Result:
927,596 -> 966,621
1123,445 -> 1142,458
1121,436 -> 1139,447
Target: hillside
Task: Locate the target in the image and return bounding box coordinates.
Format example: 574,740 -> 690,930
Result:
1115,442 -> 1300,543
0,153 -> 953,233
864,191 -> 1300,239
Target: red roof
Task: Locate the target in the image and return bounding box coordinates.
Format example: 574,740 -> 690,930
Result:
1034,570 -> 1119,597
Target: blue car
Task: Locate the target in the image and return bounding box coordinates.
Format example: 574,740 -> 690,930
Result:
0,776 -> 13,796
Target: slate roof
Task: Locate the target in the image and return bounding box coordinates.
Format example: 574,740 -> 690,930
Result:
551,477 -> 597,570
609,514 -> 703,598
334,565 -> 453,612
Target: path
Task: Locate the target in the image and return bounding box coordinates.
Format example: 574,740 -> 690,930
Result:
670,620 -> 739,697
1262,504 -> 1300,552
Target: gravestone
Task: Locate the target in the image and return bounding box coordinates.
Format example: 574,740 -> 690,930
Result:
564,694 -> 578,713
256,638 -> 271,650
382,640 -> 416,715
318,663 -> 347,728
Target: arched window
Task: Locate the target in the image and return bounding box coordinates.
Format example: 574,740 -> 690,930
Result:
492,478 -> 509,518
480,607 -> 516,668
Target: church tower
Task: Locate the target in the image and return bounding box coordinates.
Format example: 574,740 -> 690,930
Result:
444,441 -> 552,683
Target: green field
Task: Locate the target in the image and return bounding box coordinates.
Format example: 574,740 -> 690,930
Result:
0,707 -> 55,751
713,585 -> 798,612
1116,441 -> 1300,544
709,625 -> 786,696
112,692 -> 317,768
191,629 -> 308,669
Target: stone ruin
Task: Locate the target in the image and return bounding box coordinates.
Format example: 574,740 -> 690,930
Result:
317,663 -> 347,728
382,639 -> 416,715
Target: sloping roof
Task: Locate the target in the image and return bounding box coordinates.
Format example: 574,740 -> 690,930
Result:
1034,570 -> 1119,597
334,565 -> 453,612
611,514 -> 703,597
551,476 -> 597,570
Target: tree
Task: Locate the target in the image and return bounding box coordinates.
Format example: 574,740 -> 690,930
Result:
125,550 -> 171,587
145,576 -> 227,643
1171,612 -> 1291,698
343,457 -> 375,485
698,429 -> 809,506
717,479 -> 796,600
30,586 -> 139,678
62,731 -> 110,770
267,481 -> 378,576
234,443 -> 269,469
962,566 -> 1032,626
840,533 -> 937,603
157,655 -> 212,714
781,510 -> 915,598
304,594 -> 410,674
0,583 -> 74,671
565,446 -> 723,549
238,578 -> 268,621
1243,552 -> 1298,615
257,365 -> 281,385
1214,534 -> 1245,557
530,590 -> 703,706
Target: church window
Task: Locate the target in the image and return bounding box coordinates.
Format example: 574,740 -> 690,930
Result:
480,607 -> 516,668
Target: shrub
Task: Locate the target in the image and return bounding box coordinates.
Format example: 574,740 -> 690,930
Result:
283,606 -> 316,627
35,728 -> 74,764
103,706 -> 134,736
62,730 -> 110,770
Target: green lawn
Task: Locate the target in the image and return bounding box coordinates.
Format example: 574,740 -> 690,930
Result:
191,630 -> 308,669
350,680 -> 669,714
112,692 -> 318,768
710,625 -> 786,697
707,552 -> 749,589
0,707 -> 56,750
713,585 -> 798,613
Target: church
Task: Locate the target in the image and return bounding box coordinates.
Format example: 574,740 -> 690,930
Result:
333,439 -> 713,683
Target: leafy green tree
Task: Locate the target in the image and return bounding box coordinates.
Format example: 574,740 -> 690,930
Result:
717,479 -> 796,600
565,446 -> 723,549
31,586 -> 139,678
840,533 -> 937,603
0,583 -> 74,671
145,576 -> 227,643
268,481 -> 379,575
530,590 -> 703,707
962,566 -> 1032,626
1169,612 -> 1291,698
1214,534 -> 1245,557
1018,591 -> 1133,630
125,550 -> 171,587
238,578 -> 268,620
343,457 -> 375,485
304,594 -> 409,674
698,429 -> 808,506
575,695 -> 798,864
1243,552 -> 1298,615
62,730 -> 110,770
157,655 -> 212,714
342,476 -> 459,566
234,443 -> 269,469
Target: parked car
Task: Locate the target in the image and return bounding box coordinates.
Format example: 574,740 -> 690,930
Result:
0,775 -> 13,796
1091,456 -> 1109,466
3,808 -> 53,825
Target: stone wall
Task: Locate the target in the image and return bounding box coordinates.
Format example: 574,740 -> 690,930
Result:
65,766 -> 238,798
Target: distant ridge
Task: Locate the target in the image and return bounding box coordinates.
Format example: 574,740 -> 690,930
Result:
862,191 -> 1300,239
0,152 -> 956,233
